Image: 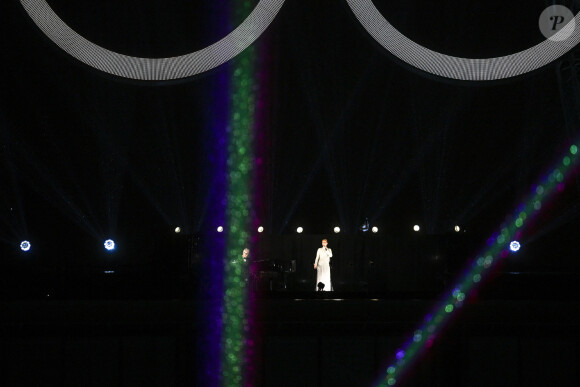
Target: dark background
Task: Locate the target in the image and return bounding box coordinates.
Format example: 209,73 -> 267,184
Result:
1,0 -> 580,385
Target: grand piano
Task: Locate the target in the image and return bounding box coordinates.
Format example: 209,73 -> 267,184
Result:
249,259 -> 296,291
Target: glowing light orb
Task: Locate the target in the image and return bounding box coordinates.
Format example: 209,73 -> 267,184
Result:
509,241 -> 521,252
413,330 -> 422,342
20,241 -> 31,252
563,156 -> 571,166
334,226 -> 340,233
104,239 -> 115,251
217,226 -> 224,233
413,225 -> 420,232
372,226 -> 378,233
174,227 -> 181,233
296,227 -> 303,234
258,226 -> 264,233
454,225 -> 460,232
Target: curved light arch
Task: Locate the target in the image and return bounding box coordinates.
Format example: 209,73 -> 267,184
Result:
20,0 -> 286,80
347,0 -> 580,81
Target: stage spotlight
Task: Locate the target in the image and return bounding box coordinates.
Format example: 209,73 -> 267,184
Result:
174,227 -> 181,233
509,241 -> 521,252
334,226 -> 340,233
297,227 -> 303,234
20,241 -> 31,252
258,226 -> 264,233
413,225 -> 420,232
104,239 -> 115,251
372,227 -> 378,233
454,225 -> 461,232
217,226 -> 224,233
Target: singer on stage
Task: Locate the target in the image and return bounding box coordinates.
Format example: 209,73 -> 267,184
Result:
313,239 -> 333,291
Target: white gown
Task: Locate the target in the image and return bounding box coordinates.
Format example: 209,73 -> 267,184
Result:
314,247 -> 332,291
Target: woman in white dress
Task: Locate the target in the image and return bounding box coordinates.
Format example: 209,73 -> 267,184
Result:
313,239 -> 332,291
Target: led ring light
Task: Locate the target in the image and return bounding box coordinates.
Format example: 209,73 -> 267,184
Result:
20,0 -> 286,80
346,0 -> 580,81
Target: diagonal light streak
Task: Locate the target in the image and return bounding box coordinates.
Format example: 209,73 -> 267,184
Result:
377,142 -> 579,386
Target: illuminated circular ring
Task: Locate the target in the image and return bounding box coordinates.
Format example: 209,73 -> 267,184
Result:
20,0 -> 286,80
347,0 -> 580,81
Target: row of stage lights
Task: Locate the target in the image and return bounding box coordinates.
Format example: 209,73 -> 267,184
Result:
207,226 -> 377,234
17,233 -> 522,254
206,223 -> 519,252
16,225 -> 466,247
206,224 -> 462,234
18,239 -> 116,252
17,238 -> 522,254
